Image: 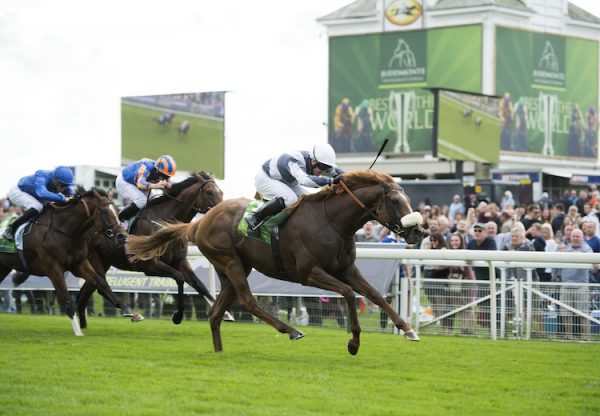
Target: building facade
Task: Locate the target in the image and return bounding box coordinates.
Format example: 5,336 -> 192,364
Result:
318,0 -> 600,200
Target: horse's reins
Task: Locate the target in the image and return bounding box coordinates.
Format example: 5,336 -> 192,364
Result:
41,198 -> 95,240
333,179 -> 406,235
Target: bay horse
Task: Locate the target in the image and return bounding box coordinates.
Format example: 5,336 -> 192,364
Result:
0,189 -> 133,335
76,171 -> 225,328
127,170 -> 425,355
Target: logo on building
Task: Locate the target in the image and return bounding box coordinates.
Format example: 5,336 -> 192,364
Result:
384,0 -> 422,26
388,39 -> 417,68
538,41 -> 559,72
380,36 -> 426,85
532,36 -> 565,89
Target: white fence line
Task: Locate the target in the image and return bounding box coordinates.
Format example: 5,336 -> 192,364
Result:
188,245 -> 600,341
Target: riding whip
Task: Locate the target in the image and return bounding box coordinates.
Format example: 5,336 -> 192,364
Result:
368,138 -> 388,170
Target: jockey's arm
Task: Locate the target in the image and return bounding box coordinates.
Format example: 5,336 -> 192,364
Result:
34,174 -> 67,203
135,166 -> 153,191
289,163 -> 332,188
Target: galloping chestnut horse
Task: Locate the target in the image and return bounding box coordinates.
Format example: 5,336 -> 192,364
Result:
0,189 -> 132,335
76,171 -> 224,328
127,170 -> 424,355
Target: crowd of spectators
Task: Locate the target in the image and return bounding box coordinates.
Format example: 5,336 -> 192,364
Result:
354,184 -> 600,339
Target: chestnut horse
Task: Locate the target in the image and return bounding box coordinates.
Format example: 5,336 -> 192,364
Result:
127,170 -> 424,355
0,189 -> 131,335
75,171 -> 224,328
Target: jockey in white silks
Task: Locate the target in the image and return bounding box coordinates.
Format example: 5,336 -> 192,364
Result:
247,143 -> 344,231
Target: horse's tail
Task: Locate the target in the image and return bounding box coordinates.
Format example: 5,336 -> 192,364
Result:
126,221 -> 198,261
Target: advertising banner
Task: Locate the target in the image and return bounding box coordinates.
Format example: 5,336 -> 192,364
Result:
328,25 -> 482,156
496,27 -> 599,159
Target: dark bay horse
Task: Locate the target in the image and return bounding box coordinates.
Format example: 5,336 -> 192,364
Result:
0,189 -> 132,335
127,170 -> 425,355
76,171 -> 225,328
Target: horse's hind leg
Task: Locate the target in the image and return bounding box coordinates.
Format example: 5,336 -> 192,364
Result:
344,265 -> 419,341
179,260 -> 234,321
214,261 -> 304,347
208,276 -> 238,352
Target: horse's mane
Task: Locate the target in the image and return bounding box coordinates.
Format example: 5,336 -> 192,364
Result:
74,186 -> 109,199
146,171 -> 213,208
290,170 -> 396,207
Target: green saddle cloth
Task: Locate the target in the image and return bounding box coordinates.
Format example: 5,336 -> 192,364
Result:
0,216 -> 17,253
238,200 -> 290,244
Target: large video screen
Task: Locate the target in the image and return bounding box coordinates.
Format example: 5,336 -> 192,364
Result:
496,27 -> 599,159
121,92 -> 225,178
328,24 -> 482,155
435,89 -> 500,164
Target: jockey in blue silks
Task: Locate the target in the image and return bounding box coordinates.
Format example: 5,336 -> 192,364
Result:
3,166 -> 76,240
115,155 -> 177,221
247,143 -> 344,231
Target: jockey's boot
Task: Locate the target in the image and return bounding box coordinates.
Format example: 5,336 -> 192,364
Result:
246,197 -> 286,234
2,208 -> 38,241
118,203 -> 141,222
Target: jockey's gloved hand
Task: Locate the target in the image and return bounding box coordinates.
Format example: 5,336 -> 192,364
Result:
64,195 -> 75,203
332,175 -> 343,184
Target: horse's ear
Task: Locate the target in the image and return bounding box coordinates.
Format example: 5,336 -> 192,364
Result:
107,188 -> 114,199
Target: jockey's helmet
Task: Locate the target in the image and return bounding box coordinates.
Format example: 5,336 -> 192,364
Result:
155,155 -> 177,177
53,166 -> 75,186
312,143 -> 337,169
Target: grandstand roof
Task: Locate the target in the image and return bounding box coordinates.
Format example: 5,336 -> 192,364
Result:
317,0 -> 600,24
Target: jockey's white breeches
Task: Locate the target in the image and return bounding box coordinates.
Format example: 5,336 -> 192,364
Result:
254,170 -> 309,207
116,173 -> 150,208
8,187 -> 43,212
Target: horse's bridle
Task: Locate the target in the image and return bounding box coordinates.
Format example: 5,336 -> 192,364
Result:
160,178 -> 217,215
336,179 -> 410,236
94,202 -> 126,242
44,197 -> 124,243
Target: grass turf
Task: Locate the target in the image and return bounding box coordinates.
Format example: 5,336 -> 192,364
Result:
1,314 -> 599,416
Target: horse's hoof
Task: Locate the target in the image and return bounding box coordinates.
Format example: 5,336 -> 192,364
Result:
290,330 -> 305,341
223,311 -> 235,322
172,312 -> 183,325
347,340 -> 359,355
404,329 -> 420,341
131,313 -> 144,323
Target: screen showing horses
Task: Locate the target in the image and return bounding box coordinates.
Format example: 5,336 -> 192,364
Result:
121,92 -> 225,178
435,89 -> 501,164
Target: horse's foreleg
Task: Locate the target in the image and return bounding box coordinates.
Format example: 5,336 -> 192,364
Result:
344,265 -> 419,341
146,260 -> 186,325
72,261 -> 143,323
76,281 -> 96,329
46,267 -> 83,336
304,268 -> 361,355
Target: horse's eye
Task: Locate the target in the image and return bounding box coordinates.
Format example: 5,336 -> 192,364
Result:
206,191 -> 214,197
391,199 -> 400,205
